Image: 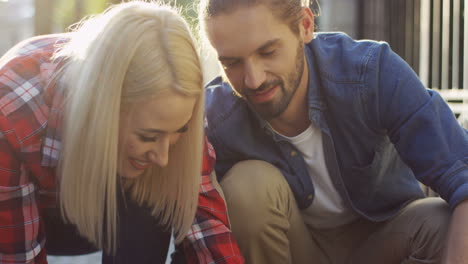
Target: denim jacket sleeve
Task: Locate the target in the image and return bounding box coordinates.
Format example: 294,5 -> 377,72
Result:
365,43 -> 468,209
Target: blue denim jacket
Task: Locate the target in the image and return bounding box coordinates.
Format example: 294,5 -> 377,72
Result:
205,32 -> 468,221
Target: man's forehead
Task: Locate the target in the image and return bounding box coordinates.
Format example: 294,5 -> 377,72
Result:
205,4 -> 268,31
205,5 -> 288,57
201,0 -> 265,18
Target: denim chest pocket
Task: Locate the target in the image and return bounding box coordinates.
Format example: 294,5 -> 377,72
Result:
345,137 -> 398,200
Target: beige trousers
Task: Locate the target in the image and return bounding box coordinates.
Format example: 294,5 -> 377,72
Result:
219,160 -> 451,264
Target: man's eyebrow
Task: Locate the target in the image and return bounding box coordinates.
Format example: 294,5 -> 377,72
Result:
138,122 -> 189,134
218,38 -> 280,61
257,38 -> 280,51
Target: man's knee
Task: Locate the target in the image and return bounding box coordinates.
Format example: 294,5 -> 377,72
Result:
401,197 -> 451,260
220,160 -> 293,234
416,198 -> 451,241
407,197 -> 451,231
220,160 -> 290,203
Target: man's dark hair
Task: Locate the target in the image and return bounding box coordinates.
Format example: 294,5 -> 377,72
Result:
199,0 -> 313,35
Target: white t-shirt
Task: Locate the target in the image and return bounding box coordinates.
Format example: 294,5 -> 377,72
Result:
279,124 -> 357,229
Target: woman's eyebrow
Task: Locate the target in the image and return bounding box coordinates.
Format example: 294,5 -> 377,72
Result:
138,122 -> 189,134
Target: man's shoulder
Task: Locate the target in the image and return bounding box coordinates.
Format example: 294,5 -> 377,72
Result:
312,32 -> 387,55
205,77 -> 248,129
205,76 -> 237,108
309,32 -> 390,81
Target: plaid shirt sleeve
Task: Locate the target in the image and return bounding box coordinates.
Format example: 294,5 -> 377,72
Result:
180,138 -> 244,264
0,36 -> 60,264
0,112 -> 47,264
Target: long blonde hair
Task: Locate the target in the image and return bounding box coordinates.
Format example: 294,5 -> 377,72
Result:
56,1 -> 203,253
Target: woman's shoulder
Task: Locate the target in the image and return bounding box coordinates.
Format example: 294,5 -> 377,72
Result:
1,33 -> 70,62
0,34 -> 71,107
0,34 -> 71,141
0,34 -> 70,91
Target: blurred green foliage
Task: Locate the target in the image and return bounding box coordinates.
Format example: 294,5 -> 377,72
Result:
54,0 -> 199,31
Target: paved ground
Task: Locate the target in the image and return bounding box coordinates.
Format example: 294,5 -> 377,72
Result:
47,252 -> 102,264
47,239 -> 175,264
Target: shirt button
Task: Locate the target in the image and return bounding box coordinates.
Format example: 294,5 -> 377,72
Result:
290,150 -> 298,157
307,194 -> 313,200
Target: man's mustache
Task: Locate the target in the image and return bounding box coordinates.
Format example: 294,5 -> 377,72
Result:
244,79 -> 283,96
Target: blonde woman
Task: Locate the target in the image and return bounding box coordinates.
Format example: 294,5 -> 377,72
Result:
0,1 -> 243,264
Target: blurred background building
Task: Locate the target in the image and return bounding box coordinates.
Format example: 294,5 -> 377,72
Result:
317,0 -> 468,122
1,0 -> 466,94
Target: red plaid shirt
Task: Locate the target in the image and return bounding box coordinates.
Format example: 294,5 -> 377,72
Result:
0,35 -> 244,264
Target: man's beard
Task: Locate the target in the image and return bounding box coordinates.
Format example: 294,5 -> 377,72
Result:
247,43 -> 305,120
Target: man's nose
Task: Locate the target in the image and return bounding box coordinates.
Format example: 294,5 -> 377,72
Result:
244,59 -> 266,90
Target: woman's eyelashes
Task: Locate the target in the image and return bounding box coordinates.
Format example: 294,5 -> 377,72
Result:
137,125 -> 188,143
176,124 -> 189,133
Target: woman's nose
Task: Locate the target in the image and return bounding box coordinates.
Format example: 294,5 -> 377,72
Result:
147,138 -> 170,167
